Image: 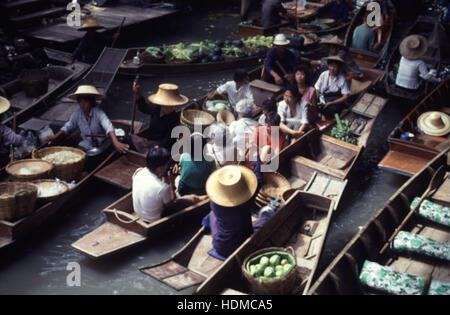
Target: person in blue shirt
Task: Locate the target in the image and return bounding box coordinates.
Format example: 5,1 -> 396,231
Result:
442,0 -> 450,20
352,12 -> 376,51
264,34 -> 296,85
319,0 -> 350,23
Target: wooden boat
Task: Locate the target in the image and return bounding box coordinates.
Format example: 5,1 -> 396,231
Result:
118,48 -> 264,77
273,128 -> 362,211
139,191 -> 334,294
0,61 -> 90,127
344,1 -> 394,68
308,147 -> 450,295
378,77 -> 450,176
236,18 -> 291,38
384,15 -> 443,101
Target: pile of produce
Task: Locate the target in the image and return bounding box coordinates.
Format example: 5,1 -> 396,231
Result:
41,151 -> 83,165
330,114 -> 357,144
205,100 -> 231,112
243,35 -> 274,50
246,251 -> 295,281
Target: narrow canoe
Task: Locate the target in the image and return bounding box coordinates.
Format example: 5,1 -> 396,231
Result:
378,77 -> 450,176
308,147 -> 450,295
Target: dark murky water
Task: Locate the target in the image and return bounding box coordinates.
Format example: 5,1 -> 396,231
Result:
0,4 -> 430,294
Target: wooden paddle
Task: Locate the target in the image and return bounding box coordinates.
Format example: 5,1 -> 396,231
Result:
9,112 -> 16,163
111,17 -> 126,48
379,165 -> 446,254
130,75 -> 140,135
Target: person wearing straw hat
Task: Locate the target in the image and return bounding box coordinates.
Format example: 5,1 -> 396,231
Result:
310,35 -> 361,78
417,111 -> 450,137
47,85 -> 129,154
71,17 -> 120,64
314,56 -> 350,120
264,33 -> 296,85
395,35 -> 441,90
0,96 -> 24,166
202,165 -> 258,259
132,82 -> 189,153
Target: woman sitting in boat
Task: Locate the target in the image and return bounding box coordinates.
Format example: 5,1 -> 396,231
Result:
131,82 -> 188,153
310,36 -> 362,79
207,70 -> 254,116
46,85 -> 129,154
295,65 -> 318,126
258,98 -> 278,126
0,97 -> 23,166
277,86 -> 311,141
175,132 -> 214,196
204,122 -> 239,168
314,56 -> 350,120
264,34 -> 296,85
203,165 -> 258,259
132,146 -> 207,223
395,35 -> 441,91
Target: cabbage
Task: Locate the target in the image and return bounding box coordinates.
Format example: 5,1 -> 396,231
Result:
214,102 -> 226,110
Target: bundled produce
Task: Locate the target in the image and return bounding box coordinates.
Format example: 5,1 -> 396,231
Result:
243,35 -> 274,49
330,114 -> 357,144
144,46 -> 164,59
246,251 -> 295,281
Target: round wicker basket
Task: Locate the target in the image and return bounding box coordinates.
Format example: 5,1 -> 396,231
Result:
242,247 -> 298,295
0,182 -> 38,221
32,146 -> 86,182
180,109 -> 215,132
6,159 -> 54,182
32,179 -> 69,204
260,172 -> 291,199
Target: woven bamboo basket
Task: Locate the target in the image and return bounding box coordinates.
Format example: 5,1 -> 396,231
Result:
6,159 -> 54,182
32,146 -> 86,182
216,110 -> 235,126
0,182 -> 38,221
242,247 -> 298,295
180,109 -> 215,133
260,172 -> 291,199
32,179 -> 69,204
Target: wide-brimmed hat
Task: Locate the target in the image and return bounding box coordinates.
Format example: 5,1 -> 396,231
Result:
78,17 -> 103,31
320,35 -> 345,48
216,110 -> 235,126
273,34 -> 290,46
349,79 -> 372,95
68,85 -> 106,101
324,55 -> 345,64
149,83 -> 189,106
0,96 -> 11,115
399,35 -> 428,60
417,111 -> 450,136
206,165 -> 258,207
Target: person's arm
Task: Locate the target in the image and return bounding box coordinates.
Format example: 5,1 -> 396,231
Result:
418,61 -> 441,83
133,82 -> 158,115
265,50 -> 283,85
1,125 -> 23,147
71,38 -> 86,63
48,112 -> 77,143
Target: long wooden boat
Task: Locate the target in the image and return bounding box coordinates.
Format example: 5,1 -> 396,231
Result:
378,77 -> 450,176
344,1 -> 394,68
384,15 -> 443,101
1,61 -> 90,127
308,147 -> 450,295
139,191 -> 334,294
118,48 -> 265,77
236,18 -> 292,38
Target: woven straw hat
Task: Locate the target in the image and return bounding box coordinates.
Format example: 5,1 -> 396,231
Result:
417,111 -> 450,136
320,35 -> 345,48
324,55 -> 345,64
149,83 -> 189,106
206,165 -> 258,207
216,110 -> 235,126
0,96 -> 11,115
260,172 -> 291,199
68,85 -> 106,100
273,34 -> 290,46
399,35 -> 428,60
78,17 -> 103,31
349,79 -> 372,95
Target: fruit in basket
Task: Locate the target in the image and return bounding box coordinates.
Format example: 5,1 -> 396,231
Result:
269,254 -> 281,266
264,266 -> 274,278
259,256 -> 269,268
281,258 -> 289,265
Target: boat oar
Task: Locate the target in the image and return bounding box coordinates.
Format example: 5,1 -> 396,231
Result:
130,75 -> 140,135
276,60 -> 288,76
379,165 -> 446,255
9,112 -> 16,163
111,17 -> 126,48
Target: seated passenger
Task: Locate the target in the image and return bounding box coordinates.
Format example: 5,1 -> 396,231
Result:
204,122 -> 239,168
395,35 -> 441,90
258,98 -> 278,126
352,11 -> 376,51
264,34 -> 296,85
278,86 -> 311,140
132,146 -> 206,223
47,85 -> 129,154
294,65 -> 318,127
314,56 -> 350,120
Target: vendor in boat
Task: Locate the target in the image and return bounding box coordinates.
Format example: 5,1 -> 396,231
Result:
351,11 -> 376,51
314,56 -> 350,120
0,97 -> 23,166
258,98 -> 278,125
132,146 -> 207,223
207,70 -> 254,116
203,165 -> 258,259
318,0 -> 350,23
261,0 -> 288,29
46,85 -> 129,154
205,122 -> 239,168
395,35 -> 441,91
131,82 -> 188,153
310,36 -> 362,78
71,17 -> 120,64
264,34 -> 296,85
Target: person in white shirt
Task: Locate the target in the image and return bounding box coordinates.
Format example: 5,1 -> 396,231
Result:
278,86 -> 310,141
314,56 -> 350,120
395,35 -> 441,90
132,146 -> 206,223
205,122 -> 238,168
207,70 -> 254,115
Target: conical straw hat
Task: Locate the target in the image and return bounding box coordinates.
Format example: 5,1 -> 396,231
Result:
0,96 -> 11,115
206,165 -> 258,207
68,85 -> 106,100
320,35 -> 345,48
399,35 -> 428,60
78,17 -> 103,31
417,111 -> 450,136
149,83 -> 189,106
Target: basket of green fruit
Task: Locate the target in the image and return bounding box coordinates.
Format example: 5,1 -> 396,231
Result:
242,247 -> 298,295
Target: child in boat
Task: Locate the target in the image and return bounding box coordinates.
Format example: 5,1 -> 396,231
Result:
207,70 -> 254,116
132,146 -> 207,223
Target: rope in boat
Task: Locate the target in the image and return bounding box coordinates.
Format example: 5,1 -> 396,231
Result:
112,208 -> 139,224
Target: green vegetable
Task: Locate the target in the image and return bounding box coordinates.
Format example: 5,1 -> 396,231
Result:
275,265 -> 284,273
259,256 -> 269,268
283,264 -> 292,274
330,114 -> 357,144
249,264 -> 258,277
264,266 -> 274,278
275,270 -> 283,278
145,46 -> 163,58
269,254 -> 281,266
281,258 -> 289,265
